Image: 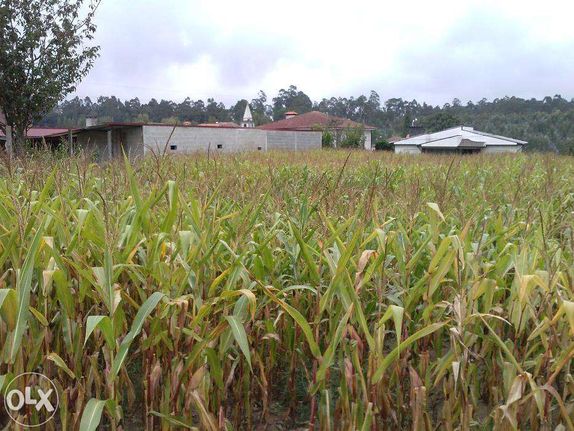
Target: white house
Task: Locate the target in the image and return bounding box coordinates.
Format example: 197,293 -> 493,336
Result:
394,126 -> 527,154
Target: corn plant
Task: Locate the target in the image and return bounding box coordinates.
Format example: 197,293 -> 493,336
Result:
0,151 -> 573,430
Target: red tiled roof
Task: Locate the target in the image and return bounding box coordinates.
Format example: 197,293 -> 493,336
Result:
258,111 -> 377,131
0,127 -> 70,139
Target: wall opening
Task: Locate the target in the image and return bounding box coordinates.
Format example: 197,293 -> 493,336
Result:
217,144 -> 223,149
170,144 -> 177,150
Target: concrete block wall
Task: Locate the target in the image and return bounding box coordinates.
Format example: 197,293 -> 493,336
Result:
143,126 -> 321,154
363,131 -> 372,150
143,126 -> 266,154
123,127 -> 145,158
266,130 -> 321,151
482,145 -> 523,153
394,145 -> 422,154
75,130 -> 109,161
295,131 -> 322,150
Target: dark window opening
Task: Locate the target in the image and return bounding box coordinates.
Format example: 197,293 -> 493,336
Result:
170,144 -> 177,150
257,146 -> 262,151
217,144 -> 223,149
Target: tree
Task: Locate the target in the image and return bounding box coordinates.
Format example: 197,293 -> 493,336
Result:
0,0 -> 100,150
423,112 -> 460,133
230,99 -> 248,124
272,85 -> 313,120
251,90 -> 271,125
402,111 -> 412,136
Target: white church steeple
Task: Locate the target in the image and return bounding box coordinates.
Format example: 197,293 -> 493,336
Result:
241,103 -> 254,128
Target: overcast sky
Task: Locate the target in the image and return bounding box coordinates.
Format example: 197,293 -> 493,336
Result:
72,0 -> 574,106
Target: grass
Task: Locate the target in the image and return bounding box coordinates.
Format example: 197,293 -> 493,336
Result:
0,150 -> 573,430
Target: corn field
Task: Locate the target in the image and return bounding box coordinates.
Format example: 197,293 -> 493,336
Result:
0,150 -> 574,430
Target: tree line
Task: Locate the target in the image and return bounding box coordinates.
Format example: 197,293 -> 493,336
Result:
38,86 -> 574,153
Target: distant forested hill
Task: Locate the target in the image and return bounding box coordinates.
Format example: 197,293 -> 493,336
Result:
38,86 -> 574,153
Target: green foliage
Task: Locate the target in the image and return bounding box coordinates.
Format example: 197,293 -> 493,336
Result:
374,138 -> 393,151
229,91 -> 272,126
160,116 -> 179,125
229,99 -> 249,124
272,85 -> 313,120
321,130 -> 334,148
423,112 -> 461,133
339,125 -> 366,148
1,151 -> 573,429
401,111 -> 412,135
0,0 -> 100,148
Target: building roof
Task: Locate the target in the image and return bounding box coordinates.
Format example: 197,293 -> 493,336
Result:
394,126 -> 527,147
420,136 -> 486,149
258,111 -> 377,131
0,127 -> 70,140
49,121 -> 248,137
198,122 -> 240,128
388,135 -> 403,143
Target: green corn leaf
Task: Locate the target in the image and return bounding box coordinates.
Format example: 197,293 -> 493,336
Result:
314,306 -> 353,389
7,224 -> 44,363
562,300 -> 574,335
161,180 -> 178,232
225,315 -> 252,370
372,322 -> 447,383
29,305 -> 48,326
480,316 -> 523,373
85,315 -> 115,348
221,289 -> 257,320
262,285 -> 321,358
343,278 -> 375,351
79,398 -> 107,431
0,288 -> 17,330
110,292 -> 165,381
104,249 -> 116,314
150,411 -> 195,429
380,305 -> 404,349
47,352 -> 76,379
291,223 -> 320,284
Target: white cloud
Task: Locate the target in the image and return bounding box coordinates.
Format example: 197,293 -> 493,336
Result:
72,0 -> 574,105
